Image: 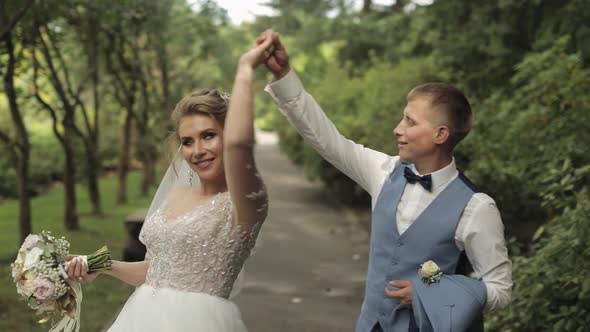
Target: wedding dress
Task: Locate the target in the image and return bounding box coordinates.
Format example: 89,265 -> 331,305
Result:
107,190 -> 263,332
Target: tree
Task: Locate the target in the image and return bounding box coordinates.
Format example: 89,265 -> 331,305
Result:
102,1 -> 152,204
0,0 -> 35,242
61,1 -> 106,215
426,0 -> 590,98
30,6 -> 88,230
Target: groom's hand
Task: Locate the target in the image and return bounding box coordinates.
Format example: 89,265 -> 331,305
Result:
256,29 -> 290,80
385,280 -> 413,307
239,30 -> 275,70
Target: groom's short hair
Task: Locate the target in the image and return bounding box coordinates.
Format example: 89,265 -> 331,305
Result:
407,83 -> 473,148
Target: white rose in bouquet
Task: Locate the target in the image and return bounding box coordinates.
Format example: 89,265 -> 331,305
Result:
16,271 -> 36,297
21,234 -> 43,251
24,247 -> 44,269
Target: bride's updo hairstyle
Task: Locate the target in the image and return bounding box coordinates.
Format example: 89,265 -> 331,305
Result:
171,89 -> 230,131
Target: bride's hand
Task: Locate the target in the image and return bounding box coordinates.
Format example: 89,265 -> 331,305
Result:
238,30 -> 275,71
65,255 -> 99,284
257,30 -> 290,79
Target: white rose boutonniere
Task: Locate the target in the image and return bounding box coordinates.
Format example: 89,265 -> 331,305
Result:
419,260 -> 442,285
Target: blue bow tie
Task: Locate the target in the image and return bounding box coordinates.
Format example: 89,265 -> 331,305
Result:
403,167 -> 432,191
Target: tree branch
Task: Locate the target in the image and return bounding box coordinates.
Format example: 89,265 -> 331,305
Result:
3,32 -> 27,152
36,25 -> 70,107
0,0 -> 35,40
73,93 -> 92,139
32,46 -> 64,146
44,25 -> 79,101
0,129 -> 14,146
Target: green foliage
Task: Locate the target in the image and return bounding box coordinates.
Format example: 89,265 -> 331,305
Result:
0,123 -> 62,198
462,36 -> 590,238
452,36 -> 590,332
28,124 -> 65,186
0,152 -> 18,198
0,120 -> 120,198
426,0 -> 590,98
487,192 -> 590,331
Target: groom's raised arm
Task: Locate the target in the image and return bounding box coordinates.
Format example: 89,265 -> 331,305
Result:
265,69 -> 393,198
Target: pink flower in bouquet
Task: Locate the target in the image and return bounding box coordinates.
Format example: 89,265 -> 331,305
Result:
32,277 -> 56,301
21,234 -> 42,251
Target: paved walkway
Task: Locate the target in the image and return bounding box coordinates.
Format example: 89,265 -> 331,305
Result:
234,131 -> 369,331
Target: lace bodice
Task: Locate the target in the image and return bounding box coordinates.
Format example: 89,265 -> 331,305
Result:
139,192 -> 262,299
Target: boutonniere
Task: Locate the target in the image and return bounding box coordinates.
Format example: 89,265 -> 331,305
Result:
419,260 -> 442,285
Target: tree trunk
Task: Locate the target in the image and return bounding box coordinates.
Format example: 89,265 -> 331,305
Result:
137,64 -> 155,197
86,18 -> 103,216
141,161 -> 154,196
3,32 -> 32,243
34,24 -> 81,230
86,144 -> 103,215
117,110 -> 133,204
156,40 -> 170,115
63,115 -> 79,230
16,149 -> 32,241
362,0 -> 372,14
391,0 -> 408,12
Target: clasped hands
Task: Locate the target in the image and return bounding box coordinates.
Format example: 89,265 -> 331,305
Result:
239,29 -> 290,79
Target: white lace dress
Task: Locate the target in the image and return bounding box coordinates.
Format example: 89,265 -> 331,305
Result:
107,192 -> 263,331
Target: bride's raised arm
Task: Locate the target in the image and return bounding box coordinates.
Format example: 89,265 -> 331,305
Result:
223,33 -> 274,229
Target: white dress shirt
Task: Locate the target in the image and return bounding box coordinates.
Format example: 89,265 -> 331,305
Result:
265,70 -> 512,311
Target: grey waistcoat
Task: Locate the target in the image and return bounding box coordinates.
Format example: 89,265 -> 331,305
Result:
355,164 -> 483,332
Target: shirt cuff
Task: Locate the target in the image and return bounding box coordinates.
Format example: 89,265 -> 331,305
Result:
484,284 -> 493,312
264,69 -> 304,104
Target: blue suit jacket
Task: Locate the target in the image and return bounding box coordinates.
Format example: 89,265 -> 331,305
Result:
411,274 -> 487,332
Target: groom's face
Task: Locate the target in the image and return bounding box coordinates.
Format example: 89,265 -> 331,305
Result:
393,97 -> 440,163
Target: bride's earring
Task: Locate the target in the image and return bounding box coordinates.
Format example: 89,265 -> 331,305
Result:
188,169 -> 194,186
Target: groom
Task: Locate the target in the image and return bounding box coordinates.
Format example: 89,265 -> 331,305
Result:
260,31 -> 512,331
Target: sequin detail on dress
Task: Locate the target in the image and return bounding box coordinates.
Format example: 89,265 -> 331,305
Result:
139,192 -> 263,299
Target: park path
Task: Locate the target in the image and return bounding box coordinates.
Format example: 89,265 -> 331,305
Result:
233,130 -> 369,332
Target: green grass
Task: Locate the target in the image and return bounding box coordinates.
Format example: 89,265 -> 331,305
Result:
0,172 -> 154,332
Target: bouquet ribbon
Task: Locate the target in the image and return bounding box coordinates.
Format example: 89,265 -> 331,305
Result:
49,281 -> 82,332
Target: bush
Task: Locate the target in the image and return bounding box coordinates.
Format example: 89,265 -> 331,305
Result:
487,192 -> 590,331
463,36 -> 590,331
461,36 -> 590,239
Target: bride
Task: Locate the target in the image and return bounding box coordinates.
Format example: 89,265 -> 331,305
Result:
65,31 -> 275,331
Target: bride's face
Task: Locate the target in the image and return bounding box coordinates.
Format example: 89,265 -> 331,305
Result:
178,113 -> 225,184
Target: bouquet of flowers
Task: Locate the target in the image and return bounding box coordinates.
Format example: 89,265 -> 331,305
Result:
11,231 -> 112,332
